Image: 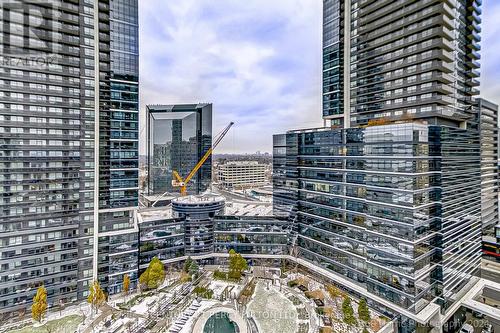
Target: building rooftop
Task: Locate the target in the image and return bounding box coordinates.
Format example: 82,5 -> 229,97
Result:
142,194 -> 176,204
136,207 -> 173,223
146,103 -> 211,112
224,201 -> 273,216
172,193 -> 225,204
137,199 -> 273,223
222,161 -> 262,166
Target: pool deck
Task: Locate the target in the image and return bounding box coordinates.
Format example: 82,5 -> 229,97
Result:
191,305 -> 248,333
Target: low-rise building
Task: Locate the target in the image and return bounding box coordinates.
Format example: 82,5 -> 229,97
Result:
136,194 -> 287,270
217,161 -> 267,190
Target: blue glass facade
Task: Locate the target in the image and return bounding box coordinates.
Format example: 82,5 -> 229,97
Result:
214,216 -> 289,256
273,122 -> 482,316
272,1 -> 488,330
107,0 -> 139,208
322,0 -> 344,123
146,104 -> 212,196
323,0 -> 482,130
139,216 -> 185,266
0,0 -> 140,317
96,0 -> 139,295
137,198 -> 288,271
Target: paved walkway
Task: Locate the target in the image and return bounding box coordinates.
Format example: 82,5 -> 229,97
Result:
482,260 -> 500,283
82,304 -> 117,333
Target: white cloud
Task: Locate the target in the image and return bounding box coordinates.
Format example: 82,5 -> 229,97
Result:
139,0 -> 322,154
139,1 -> 500,154
479,0 -> 500,107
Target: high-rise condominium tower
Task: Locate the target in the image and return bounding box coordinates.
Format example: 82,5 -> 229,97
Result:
323,0 -> 480,128
275,0 -> 488,331
477,98 -> 500,264
145,104 -> 212,197
0,0 -> 138,319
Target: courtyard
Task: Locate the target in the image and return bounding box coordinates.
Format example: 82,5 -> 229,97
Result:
2,264 -> 390,333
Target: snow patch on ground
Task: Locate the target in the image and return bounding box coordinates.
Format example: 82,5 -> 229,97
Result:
208,279 -> 244,300
246,281 -> 298,333
130,294 -> 161,315
177,300 -> 219,333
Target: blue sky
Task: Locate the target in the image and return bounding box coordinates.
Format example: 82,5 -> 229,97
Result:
479,1 -> 500,110
139,0 -> 500,154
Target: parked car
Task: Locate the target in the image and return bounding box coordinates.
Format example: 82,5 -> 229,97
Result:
460,323 -> 475,333
482,323 -> 494,333
473,310 -> 485,318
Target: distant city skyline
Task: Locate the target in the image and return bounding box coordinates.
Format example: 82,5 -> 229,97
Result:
139,0 -> 500,154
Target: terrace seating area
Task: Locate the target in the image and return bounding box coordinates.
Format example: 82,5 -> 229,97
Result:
168,301 -> 201,333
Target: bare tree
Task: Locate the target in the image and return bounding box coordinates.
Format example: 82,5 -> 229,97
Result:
79,304 -> 87,325
59,300 -> 65,317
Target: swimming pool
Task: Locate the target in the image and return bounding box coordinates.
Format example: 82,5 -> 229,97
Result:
203,312 -> 239,333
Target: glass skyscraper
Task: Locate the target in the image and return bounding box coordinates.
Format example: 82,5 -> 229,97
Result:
274,123 -> 482,313
146,103 -> 212,196
275,0 -> 489,331
0,0 -> 138,319
322,0 -> 481,129
477,98 -> 500,263
322,0 -> 344,124
97,0 -> 139,296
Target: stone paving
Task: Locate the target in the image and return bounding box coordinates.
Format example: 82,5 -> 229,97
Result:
246,281 -> 298,333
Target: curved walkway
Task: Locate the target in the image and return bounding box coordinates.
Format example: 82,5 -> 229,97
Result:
191,306 -> 248,333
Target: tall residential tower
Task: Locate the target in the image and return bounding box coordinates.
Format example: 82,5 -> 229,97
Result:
322,0 -> 481,128
275,0 -> 487,331
0,0 -> 139,319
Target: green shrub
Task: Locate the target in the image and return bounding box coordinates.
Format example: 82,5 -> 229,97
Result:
326,284 -> 341,298
228,270 -> 241,280
213,270 -> 228,280
179,272 -> 192,283
213,269 -> 240,282
139,257 -> 165,290
193,286 -> 213,299
358,298 -> 371,322
342,295 -> 356,325
183,257 -> 194,273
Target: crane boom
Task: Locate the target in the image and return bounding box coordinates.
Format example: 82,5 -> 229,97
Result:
173,121 -> 234,196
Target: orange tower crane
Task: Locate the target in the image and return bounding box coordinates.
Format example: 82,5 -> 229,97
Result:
172,121 -> 234,196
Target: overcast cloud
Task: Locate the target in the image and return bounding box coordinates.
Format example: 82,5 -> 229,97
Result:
479,1 -> 500,108
139,0 -> 499,153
